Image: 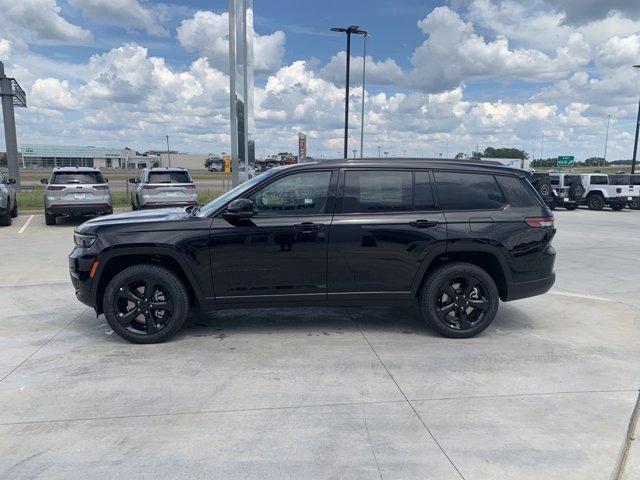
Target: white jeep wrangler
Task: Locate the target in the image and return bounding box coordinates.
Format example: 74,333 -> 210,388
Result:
609,174 -> 640,210
578,174 -> 635,211
548,173 -> 583,210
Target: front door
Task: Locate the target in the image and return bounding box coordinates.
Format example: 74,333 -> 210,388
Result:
210,169 -> 336,303
327,169 -> 447,300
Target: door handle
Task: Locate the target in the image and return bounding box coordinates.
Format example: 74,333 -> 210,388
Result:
409,219 -> 438,228
294,222 -> 323,232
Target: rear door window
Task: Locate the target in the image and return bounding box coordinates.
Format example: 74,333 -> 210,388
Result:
414,171 -> 436,210
609,175 -> 630,185
51,172 -> 105,184
497,175 -> 538,208
148,171 -> 192,184
590,176 -> 608,185
434,171 -> 506,210
343,170 -> 413,213
630,175 -> 640,186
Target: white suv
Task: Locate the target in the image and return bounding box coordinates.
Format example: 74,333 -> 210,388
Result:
578,173 -> 632,211
549,173 -> 583,210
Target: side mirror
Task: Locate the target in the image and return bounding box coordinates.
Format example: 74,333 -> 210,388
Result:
128,178 -> 137,184
105,178 -> 109,183
223,198 -> 254,220
8,178 -> 16,184
40,178 -> 49,185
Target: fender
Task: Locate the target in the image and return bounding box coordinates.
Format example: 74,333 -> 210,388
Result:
586,188 -> 607,198
91,245 -> 211,310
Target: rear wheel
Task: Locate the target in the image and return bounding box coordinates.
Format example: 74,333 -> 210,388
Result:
629,200 -> 640,210
10,199 -> 18,218
610,203 -> 625,211
0,206 -> 11,226
419,263 -> 499,338
103,264 -> 189,344
564,203 -> 578,211
587,194 -> 605,211
44,211 -> 56,225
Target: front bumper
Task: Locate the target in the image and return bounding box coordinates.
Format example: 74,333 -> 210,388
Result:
69,248 -> 97,308
47,203 -> 112,215
139,199 -> 198,209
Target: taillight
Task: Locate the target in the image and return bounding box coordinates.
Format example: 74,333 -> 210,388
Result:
94,185 -> 109,190
525,216 -> 554,228
46,185 -> 64,191
616,188 -> 622,194
142,185 -> 158,190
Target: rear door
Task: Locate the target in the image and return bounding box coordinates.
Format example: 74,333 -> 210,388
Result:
327,168 -> 447,300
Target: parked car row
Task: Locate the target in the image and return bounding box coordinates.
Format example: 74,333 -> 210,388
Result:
529,172 -> 640,211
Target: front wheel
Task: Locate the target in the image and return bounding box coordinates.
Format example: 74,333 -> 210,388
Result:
11,199 -> 18,218
564,203 -> 578,211
419,263 -> 499,338
103,264 -> 189,344
629,200 -> 640,210
45,211 -> 56,225
610,203 -> 625,211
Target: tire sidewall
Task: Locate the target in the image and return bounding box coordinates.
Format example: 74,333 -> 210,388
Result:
103,264 -> 189,344
420,263 -> 499,339
588,194 -> 604,210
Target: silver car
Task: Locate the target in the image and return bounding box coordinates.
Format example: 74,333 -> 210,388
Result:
130,168 -> 198,210
0,171 -> 18,226
42,167 -> 113,225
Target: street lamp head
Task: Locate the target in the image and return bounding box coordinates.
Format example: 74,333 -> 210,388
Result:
347,25 -> 360,32
330,27 -> 346,32
634,64 -> 640,68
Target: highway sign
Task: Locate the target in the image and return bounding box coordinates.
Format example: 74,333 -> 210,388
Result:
557,156 -> 574,166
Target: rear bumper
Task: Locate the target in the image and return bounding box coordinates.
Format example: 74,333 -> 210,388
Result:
504,272 -> 556,302
47,203 -> 112,215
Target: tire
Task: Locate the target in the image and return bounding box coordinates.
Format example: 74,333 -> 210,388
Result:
629,200 -> 640,210
610,204 -> 625,211
44,211 -> 56,225
548,200 -> 556,211
564,203 -> 578,211
419,262 -> 499,339
587,194 -> 604,211
103,264 -> 189,344
568,182 -> 585,201
10,198 -> 18,218
131,195 -> 138,211
0,207 -> 10,226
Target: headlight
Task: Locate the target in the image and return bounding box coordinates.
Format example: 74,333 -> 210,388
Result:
74,233 -> 97,248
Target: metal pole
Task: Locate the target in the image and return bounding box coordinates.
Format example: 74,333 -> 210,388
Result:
604,115 -> 611,161
540,133 -> 544,161
228,0 -> 239,186
377,146 -> 381,158
165,135 -> 171,167
632,99 -> 640,174
359,35 -> 367,158
343,31 -> 351,159
0,64 -> 19,188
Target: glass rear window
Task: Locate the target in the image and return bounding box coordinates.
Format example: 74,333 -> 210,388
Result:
147,171 -> 192,184
434,171 -> 506,211
51,172 -> 105,184
590,176 -> 608,185
550,176 -> 560,186
497,176 -> 538,208
630,175 -> 640,186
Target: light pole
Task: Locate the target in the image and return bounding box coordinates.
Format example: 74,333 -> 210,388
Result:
632,65 -> 640,174
165,135 -> 171,167
604,115 -> 611,161
359,32 -> 371,158
331,25 -> 367,159
377,145 -> 381,158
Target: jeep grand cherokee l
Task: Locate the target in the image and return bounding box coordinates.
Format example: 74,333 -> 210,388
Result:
70,159 -> 556,344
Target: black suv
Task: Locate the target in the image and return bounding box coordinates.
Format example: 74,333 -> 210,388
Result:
70,159 -> 556,343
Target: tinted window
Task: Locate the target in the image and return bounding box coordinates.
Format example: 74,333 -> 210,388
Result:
343,170 -> 412,213
497,176 -> 537,208
609,175 -> 630,185
631,175 -> 640,186
148,171 -> 191,184
564,175 -> 581,186
550,176 -> 559,186
435,171 -> 506,210
248,170 -> 332,216
414,171 -> 436,210
0,173 -> 6,184
51,172 -> 105,184
590,176 -> 608,185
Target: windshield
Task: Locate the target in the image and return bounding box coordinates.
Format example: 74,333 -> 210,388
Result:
197,167 -> 283,217
51,172 -> 105,184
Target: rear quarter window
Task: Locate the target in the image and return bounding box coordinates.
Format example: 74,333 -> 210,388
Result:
51,172 -> 105,184
148,171 -> 192,184
609,175 -> 630,185
590,176 -> 608,185
497,176 -> 539,208
434,171 -> 506,210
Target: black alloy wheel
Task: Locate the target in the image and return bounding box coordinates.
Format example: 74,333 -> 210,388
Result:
420,263 -> 499,338
587,194 -> 605,211
104,264 -> 189,343
629,200 -> 640,210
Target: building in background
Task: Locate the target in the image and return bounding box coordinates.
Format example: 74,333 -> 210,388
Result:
158,153 -> 210,170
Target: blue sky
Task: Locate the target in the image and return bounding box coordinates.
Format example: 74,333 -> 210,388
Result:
1,0 -> 640,160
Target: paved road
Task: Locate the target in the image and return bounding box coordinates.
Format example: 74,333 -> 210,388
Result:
0,210 -> 638,479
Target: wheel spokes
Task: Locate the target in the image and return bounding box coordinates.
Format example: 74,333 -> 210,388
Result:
458,309 -> 471,329
144,312 -> 159,334
437,302 -> 456,315
117,307 -> 141,326
468,298 -> 489,311
115,287 -> 142,304
143,280 -> 157,301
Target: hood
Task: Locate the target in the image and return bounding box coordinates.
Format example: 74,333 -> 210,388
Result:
75,207 -> 193,234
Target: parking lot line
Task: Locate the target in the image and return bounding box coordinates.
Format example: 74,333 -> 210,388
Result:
17,215 -> 34,234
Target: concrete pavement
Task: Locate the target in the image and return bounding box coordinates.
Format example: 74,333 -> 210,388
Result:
0,209 -> 638,479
